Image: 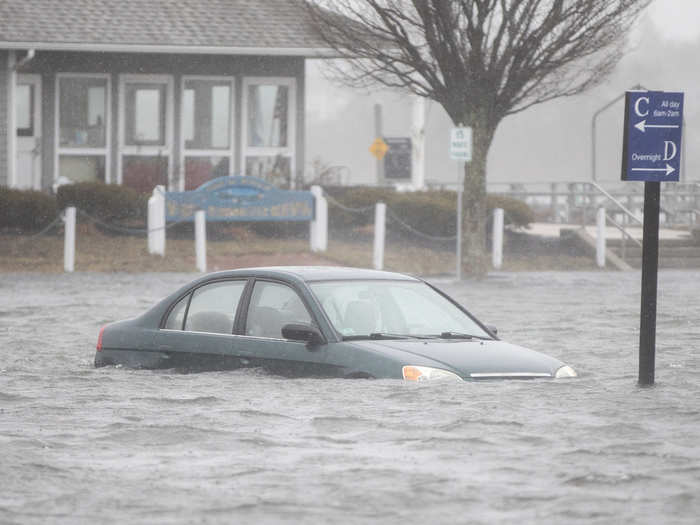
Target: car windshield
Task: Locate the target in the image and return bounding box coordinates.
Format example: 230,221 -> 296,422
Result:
309,280 -> 490,339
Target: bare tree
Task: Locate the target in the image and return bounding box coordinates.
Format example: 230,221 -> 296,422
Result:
304,0 -> 650,275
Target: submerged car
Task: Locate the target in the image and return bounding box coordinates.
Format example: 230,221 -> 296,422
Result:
95,267 -> 577,381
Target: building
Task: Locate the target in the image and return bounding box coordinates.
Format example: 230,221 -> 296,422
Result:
0,0 -> 331,193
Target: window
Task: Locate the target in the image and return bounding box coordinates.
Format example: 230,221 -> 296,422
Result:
56,74 -> 110,184
125,84 -> 166,146
175,281 -> 246,334
59,77 -> 108,148
165,294 -> 189,330
247,84 -> 288,148
181,77 -> 234,190
17,84 -> 34,136
243,78 -> 295,188
246,281 -> 313,339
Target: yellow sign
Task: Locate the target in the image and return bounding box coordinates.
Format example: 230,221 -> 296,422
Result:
369,137 -> 389,160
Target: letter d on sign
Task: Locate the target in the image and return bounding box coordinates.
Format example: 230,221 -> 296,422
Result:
664,141 -> 677,161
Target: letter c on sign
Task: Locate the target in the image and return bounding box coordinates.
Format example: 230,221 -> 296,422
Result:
634,96 -> 649,117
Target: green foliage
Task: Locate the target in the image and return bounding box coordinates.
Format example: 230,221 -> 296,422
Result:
324,186 -> 534,236
56,182 -> 147,222
0,187 -> 58,232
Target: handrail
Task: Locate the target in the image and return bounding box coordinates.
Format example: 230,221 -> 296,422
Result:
605,212 -> 643,249
589,181 -> 643,226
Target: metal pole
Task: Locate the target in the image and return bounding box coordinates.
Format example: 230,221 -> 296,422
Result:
456,162 -> 464,280
374,103 -> 384,186
639,181 -> 661,385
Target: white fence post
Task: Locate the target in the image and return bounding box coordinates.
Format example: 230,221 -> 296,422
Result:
310,185 -> 328,252
596,207 -> 606,268
195,210 -> 207,273
373,202 -> 386,270
63,206 -> 76,273
492,207 -> 504,270
148,185 -> 166,256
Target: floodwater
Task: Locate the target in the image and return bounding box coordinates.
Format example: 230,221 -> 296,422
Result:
1,271 -> 699,524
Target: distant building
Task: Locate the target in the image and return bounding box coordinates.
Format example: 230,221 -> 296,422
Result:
0,0 -> 331,192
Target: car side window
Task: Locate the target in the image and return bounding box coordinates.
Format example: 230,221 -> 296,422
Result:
182,280 -> 246,334
165,294 -> 189,330
246,281 -> 313,339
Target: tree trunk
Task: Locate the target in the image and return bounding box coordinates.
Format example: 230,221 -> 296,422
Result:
460,125 -> 495,278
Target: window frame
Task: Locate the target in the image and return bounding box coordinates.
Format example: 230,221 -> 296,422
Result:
117,74 -> 174,188
240,77 -> 296,188
179,75 -> 236,191
160,278 -> 251,334
240,278 -> 318,342
54,73 -> 111,185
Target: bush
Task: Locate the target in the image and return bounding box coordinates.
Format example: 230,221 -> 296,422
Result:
0,187 -> 58,232
56,182 -> 147,223
323,186 -> 534,236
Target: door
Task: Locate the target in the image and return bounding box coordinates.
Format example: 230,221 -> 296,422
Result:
119,75 -> 173,193
16,74 -> 42,189
238,280 -> 338,377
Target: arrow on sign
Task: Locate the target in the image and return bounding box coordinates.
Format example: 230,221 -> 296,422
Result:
634,120 -> 680,133
631,163 -> 676,176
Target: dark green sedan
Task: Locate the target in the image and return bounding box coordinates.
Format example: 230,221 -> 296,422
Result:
95,267 -> 577,381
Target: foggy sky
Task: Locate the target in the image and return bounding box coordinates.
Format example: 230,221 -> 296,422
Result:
305,0 -> 700,188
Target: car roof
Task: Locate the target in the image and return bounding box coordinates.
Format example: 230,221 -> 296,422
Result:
203,266 -> 420,283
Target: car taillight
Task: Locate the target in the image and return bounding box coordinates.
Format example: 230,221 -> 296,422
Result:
96,325 -> 106,351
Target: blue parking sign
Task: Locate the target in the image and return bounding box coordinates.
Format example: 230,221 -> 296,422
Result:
622,91 -> 683,182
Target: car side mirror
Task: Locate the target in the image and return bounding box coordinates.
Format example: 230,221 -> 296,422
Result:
282,323 -> 324,346
486,325 -> 498,336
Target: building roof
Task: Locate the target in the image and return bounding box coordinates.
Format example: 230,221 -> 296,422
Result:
0,0 -> 332,56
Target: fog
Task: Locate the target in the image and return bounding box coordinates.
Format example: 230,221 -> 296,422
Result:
305,0 -> 700,187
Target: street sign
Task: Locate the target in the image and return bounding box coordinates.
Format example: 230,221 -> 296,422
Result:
369,137 -> 389,160
384,137 -> 411,179
450,126 -> 472,161
620,89 -> 685,386
622,91 -> 684,182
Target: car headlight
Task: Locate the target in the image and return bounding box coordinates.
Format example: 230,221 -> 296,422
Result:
402,365 -> 463,381
555,365 -> 578,378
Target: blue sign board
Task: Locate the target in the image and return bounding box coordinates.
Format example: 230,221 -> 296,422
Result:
622,91 -> 684,182
165,176 -> 315,222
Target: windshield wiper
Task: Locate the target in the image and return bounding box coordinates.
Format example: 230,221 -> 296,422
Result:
436,331 -> 488,340
342,332 -> 416,341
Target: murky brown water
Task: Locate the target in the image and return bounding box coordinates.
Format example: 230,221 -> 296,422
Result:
1,271 -> 699,524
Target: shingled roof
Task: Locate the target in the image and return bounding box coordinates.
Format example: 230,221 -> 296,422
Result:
0,0 -> 331,56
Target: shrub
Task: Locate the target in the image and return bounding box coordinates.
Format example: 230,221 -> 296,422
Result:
56,182 -> 147,223
0,187 -> 58,232
323,186 -> 534,236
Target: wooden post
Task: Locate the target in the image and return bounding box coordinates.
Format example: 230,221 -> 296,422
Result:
63,207 -> 76,273
194,210 -> 207,273
373,202 -> 386,270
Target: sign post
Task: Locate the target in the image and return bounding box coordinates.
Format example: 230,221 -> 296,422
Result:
621,90 -> 684,385
451,126 -> 472,280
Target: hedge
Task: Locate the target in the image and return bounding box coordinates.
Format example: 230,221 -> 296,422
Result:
0,187 -> 58,232
56,182 -> 147,223
324,187 -> 534,237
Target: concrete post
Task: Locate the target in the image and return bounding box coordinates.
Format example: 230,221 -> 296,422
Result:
195,210 -> 207,273
373,202 -> 386,270
148,185 -> 166,256
310,185 -> 328,252
596,207 -> 606,268
63,207 -> 76,273
492,208 -> 504,270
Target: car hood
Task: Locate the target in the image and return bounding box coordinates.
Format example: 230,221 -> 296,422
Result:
354,339 -> 565,379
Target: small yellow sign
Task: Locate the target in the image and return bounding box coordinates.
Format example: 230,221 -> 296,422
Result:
369,137 -> 389,160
